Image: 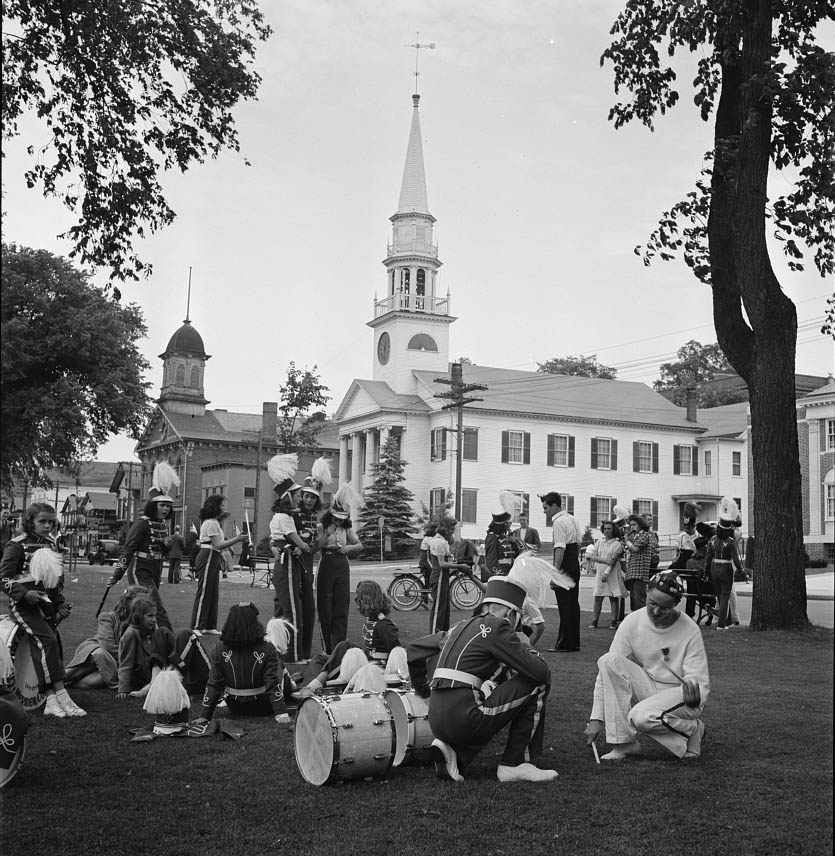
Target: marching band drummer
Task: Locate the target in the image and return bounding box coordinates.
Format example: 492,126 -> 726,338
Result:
408,576 -> 558,784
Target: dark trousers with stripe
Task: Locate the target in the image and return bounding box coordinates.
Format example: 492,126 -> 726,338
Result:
273,551 -> 315,661
316,552 -> 350,655
429,567 -> 451,634
191,549 -> 220,631
429,675 -> 550,770
10,601 -> 64,691
128,558 -> 173,631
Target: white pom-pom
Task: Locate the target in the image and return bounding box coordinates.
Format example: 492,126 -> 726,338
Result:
143,668 -> 190,715
30,548 -> 64,589
384,646 -> 409,679
345,663 -> 386,694
267,453 -> 298,485
265,617 -> 295,657
311,456 -> 332,487
152,462 -> 180,495
336,647 -> 369,684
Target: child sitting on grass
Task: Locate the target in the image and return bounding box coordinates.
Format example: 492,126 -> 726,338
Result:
116,597 -> 209,699
356,579 -> 400,664
197,602 -> 291,725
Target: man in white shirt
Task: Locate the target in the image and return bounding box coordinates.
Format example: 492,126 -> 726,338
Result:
540,492 -> 583,653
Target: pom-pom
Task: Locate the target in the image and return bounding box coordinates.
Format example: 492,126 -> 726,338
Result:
719,496 -> 741,526
267,453 -> 298,486
498,490 -> 516,518
152,462 -> 180,496
265,617 -> 295,657
345,663 -> 386,694
30,548 -> 64,589
310,457 -> 332,488
143,668 -> 190,715
336,647 -> 369,683
0,637 -> 13,683
385,646 -> 409,679
684,501 -> 700,520
612,505 -> 630,522
507,553 -> 575,606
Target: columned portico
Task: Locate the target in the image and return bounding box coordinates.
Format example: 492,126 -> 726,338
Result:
351,432 -> 363,487
339,435 -> 350,484
365,429 -> 377,479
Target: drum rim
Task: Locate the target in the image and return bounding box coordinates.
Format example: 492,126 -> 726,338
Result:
0,620 -> 47,711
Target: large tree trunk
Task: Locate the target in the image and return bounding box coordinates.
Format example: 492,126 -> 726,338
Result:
708,1 -> 808,629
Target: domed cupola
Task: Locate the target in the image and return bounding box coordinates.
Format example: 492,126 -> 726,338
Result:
158,318 -> 211,416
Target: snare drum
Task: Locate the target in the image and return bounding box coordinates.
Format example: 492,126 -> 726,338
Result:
0,616 -> 46,710
384,689 -> 434,767
294,692 -> 395,786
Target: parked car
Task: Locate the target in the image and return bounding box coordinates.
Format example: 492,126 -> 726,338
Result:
88,539 -> 122,566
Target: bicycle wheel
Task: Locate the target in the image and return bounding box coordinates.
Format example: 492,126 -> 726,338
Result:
451,575 -> 483,611
388,575 -> 423,611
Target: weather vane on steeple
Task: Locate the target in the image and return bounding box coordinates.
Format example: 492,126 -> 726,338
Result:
404,32 -> 435,95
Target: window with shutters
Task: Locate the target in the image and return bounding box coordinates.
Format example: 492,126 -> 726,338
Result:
549,434 -> 570,467
673,444 -> 698,476
190,366 -> 200,388
827,419 -> 835,451
430,428 -> 447,462
590,496 -> 614,529
634,498 -> 653,518
826,478 -> 835,521
462,427 -> 478,461
560,494 -> 574,515
636,441 -> 653,473
732,451 -> 742,476
429,488 -> 446,519
596,438 -> 612,470
502,430 -> 530,465
704,450 -> 712,476
175,363 -> 185,385
461,489 -> 478,524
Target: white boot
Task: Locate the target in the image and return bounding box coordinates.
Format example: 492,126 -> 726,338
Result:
43,694 -> 66,718
601,741 -> 642,761
56,689 -> 87,717
430,738 -> 464,782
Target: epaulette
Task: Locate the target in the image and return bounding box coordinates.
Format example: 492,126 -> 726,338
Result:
11,534 -> 26,543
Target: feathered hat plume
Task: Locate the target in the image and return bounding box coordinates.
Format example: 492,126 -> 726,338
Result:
302,456 -> 332,497
267,453 -> 300,498
149,461 -> 180,502
30,548 -> 64,589
717,496 -> 741,533
612,504 -> 630,523
506,552 -> 575,606
331,481 -> 365,520
683,501 -> 700,527
491,490 -> 516,524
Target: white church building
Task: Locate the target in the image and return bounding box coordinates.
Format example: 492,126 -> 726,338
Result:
334,92 -> 748,542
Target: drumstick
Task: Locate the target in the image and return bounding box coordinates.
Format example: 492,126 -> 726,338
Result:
591,741 -> 601,764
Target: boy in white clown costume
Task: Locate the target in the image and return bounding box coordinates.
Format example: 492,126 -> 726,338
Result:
585,570 -> 710,761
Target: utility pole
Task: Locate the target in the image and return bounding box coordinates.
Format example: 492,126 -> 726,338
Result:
434,362 -> 487,522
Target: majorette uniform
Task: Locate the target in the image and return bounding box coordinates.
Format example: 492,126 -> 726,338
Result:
0,534 -> 66,690
111,515 -> 173,631
117,623 -> 209,695
270,511 -> 309,662
200,639 -> 289,719
360,615 -> 400,664
292,506 -> 319,660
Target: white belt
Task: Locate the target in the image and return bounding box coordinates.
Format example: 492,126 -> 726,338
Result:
433,667 -> 483,689
226,686 -> 266,697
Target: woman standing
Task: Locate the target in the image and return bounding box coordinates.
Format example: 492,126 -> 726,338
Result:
623,514 -> 653,612
191,495 -> 247,635
316,484 -> 363,654
588,521 -> 626,629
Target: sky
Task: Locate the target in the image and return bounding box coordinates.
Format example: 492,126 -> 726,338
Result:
3,0 -> 832,464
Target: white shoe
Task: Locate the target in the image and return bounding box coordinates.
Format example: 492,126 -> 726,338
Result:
497,763 -> 558,783
44,695 -> 67,718
56,691 -> 87,716
601,741 -> 642,761
430,738 -> 464,782
684,721 -> 706,759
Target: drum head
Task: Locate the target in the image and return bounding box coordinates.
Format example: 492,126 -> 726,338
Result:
294,697 -> 335,786
0,618 -> 46,711
384,690 -> 408,766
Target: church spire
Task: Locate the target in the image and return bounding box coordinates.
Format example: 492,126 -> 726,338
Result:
397,94 -> 430,215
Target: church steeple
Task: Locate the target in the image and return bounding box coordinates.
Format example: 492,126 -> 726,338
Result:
158,318 -> 211,416
369,91 -> 455,394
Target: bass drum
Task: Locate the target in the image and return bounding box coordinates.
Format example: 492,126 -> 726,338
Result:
294,692 -> 395,786
0,616 -> 46,710
384,689 -> 435,767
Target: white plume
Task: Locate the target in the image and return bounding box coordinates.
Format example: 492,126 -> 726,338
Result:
345,663 -> 386,694
310,456 -> 332,487
0,636 -> 13,682
267,453 -> 298,486
612,505 -> 630,522
333,481 -> 365,517
336,647 -> 369,684
152,461 -> 180,495
506,552 -> 575,606
719,496 -> 741,525
30,548 -> 64,589
143,668 -> 189,715
385,646 -> 409,679
265,617 -> 295,657
498,490 -> 517,517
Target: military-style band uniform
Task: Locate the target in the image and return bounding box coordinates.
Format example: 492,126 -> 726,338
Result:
484,531 -> 519,580
360,615 -> 400,663
408,613 -> 551,773
292,507 -> 319,660
0,534 -> 66,691
111,516 -> 172,630
200,639 -> 289,719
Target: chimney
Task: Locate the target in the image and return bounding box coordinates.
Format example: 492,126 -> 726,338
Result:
685,386 -> 698,423
261,401 -> 278,438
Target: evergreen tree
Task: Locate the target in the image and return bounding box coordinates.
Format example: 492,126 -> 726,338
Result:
357,437 -> 418,560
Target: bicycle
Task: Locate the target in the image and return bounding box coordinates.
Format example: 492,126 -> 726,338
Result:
387,567 -> 484,612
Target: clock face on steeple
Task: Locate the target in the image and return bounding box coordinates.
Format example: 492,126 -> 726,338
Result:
377,332 -> 391,365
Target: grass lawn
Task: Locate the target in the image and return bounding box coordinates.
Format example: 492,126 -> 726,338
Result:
1,565 -> 832,856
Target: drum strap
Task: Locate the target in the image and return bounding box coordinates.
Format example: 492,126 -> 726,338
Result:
226,686 -> 266,697
432,668 -> 483,690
